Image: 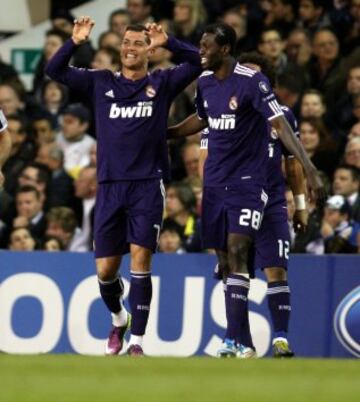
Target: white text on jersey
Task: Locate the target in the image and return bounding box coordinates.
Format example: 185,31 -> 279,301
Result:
109,102 -> 153,119
208,114 -> 235,130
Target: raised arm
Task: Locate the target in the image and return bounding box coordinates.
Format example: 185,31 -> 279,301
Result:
271,115 -> 326,205
0,110 -> 12,187
45,16 -> 96,95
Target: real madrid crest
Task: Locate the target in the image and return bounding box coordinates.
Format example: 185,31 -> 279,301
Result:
229,96 -> 238,111
146,85 -> 156,98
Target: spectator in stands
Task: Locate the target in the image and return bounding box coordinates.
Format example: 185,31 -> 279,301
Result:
298,0 -> 331,37
158,224 -> 185,254
0,84 -> 25,117
98,30 -> 122,51
17,162 -> 51,207
40,80 -> 69,118
71,166 -> 97,251
307,28 -> 344,111
2,115 -> 37,196
163,182 -> 198,248
300,89 -> 327,119
299,117 -> 338,178
91,47 -> 121,73
170,0 -> 207,46
181,142 -> 200,182
344,137 -> 360,169
258,28 -> 289,76
33,29 -> 70,97
8,227 -> 36,251
13,185 -> 47,243
333,164 -> 360,221
221,8 -> 249,56
342,0 -> 360,54
35,143 -> 76,209
149,46 -> 173,71
0,56 -> 21,87
348,121 -> 360,140
332,66 -> 360,134
42,235 -> 63,251
263,0 -> 297,38
56,104 -> 95,179
45,207 -> 82,251
286,28 -> 312,67
320,195 -> 360,253
32,111 -> 58,146
50,9 -> 95,69
109,8 -> 130,37
127,0 -> 153,25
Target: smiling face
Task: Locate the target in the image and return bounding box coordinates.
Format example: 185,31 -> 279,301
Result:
120,29 -> 150,70
199,33 -> 225,71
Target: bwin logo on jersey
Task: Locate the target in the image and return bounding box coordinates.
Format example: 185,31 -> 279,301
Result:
334,286 -> 360,357
109,102 -> 153,119
208,114 -> 235,130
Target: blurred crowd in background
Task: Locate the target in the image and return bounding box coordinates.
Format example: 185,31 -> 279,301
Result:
0,0 -> 360,254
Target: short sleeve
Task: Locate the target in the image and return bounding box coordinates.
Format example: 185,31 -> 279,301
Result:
195,85 -> 207,120
248,72 -> 284,121
0,109 -> 8,133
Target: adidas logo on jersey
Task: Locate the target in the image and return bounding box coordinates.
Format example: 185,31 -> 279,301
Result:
109,101 -> 153,119
105,89 -> 115,98
208,114 -> 235,130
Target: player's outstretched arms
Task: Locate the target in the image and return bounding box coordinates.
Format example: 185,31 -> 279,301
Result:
45,16 -> 96,94
271,115 -> 327,206
285,157 -> 308,233
167,113 -> 207,139
0,127 -> 12,188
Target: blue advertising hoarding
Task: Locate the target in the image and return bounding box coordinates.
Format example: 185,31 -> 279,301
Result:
0,252 -> 359,357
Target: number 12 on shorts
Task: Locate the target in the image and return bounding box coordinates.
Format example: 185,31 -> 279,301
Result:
278,239 -> 290,259
239,209 -> 262,230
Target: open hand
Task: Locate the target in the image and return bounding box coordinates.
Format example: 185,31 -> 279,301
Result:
72,16 -> 95,45
145,23 -> 168,50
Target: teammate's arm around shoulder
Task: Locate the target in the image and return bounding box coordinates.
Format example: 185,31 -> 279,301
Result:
45,16 -> 97,95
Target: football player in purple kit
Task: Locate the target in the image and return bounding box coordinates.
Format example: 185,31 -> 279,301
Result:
169,23 -> 324,358
0,108 -> 12,187
46,16 -> 202,356
232,52 -> 308,358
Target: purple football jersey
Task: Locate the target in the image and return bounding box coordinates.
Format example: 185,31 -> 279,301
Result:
45,37 -> 201,183
266,105 -> 299,206
0,109 -> 7,133
195,63 -> 284,188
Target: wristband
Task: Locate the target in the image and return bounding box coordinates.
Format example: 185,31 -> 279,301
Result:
295,194 -> 306,210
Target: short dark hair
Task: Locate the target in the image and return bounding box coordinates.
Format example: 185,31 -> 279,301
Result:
335,164 -> 360,183
125,24 -> 151,44
45,28 -> 70,43
238,52 -> 276,87
32,110 -> 58,130
16,185 -> 41,199
203,23 -> 237,56
6,114 -> 27,134
22,162 -> 51,187
259,27 -> 283,43
167,182 -> 197,215
98,46 -> 121,67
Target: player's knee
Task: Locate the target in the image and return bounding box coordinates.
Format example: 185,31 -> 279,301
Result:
96,257 -> 121,281
264,267 -> 287,282
130,244 -> 152,271
227,239 -> 251,274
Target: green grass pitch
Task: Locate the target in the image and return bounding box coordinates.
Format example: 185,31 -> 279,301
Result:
1,355 -> 359,402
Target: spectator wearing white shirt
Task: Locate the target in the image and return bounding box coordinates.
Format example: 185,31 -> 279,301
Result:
56,104 -> 95,179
